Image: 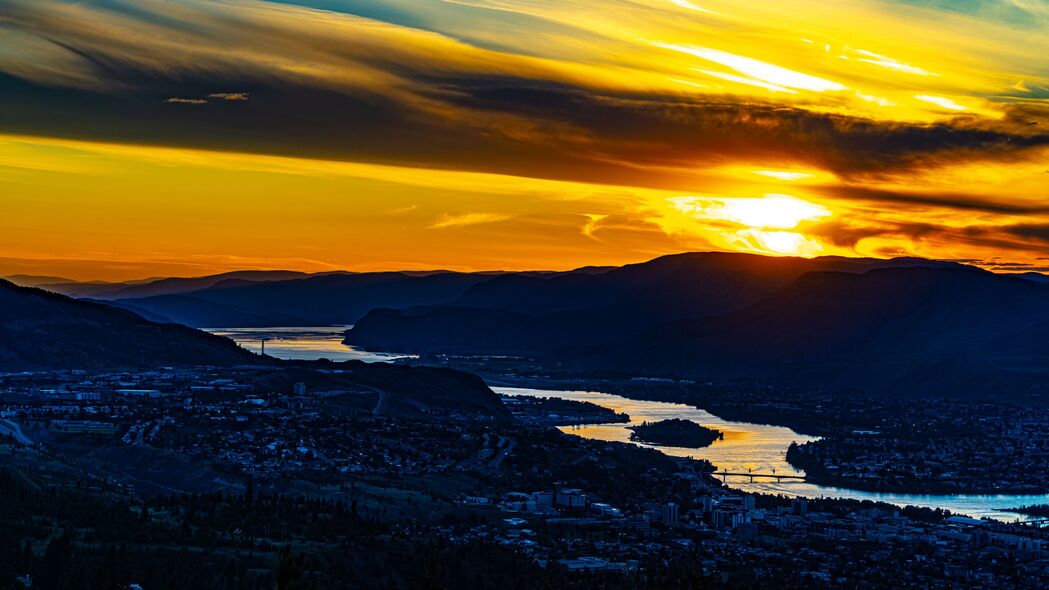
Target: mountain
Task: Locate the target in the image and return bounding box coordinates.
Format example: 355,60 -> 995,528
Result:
112,271 -> 498,327
101,294 -> 313,328
2,274 -> 82,287
34,270 -> 312,300
601,265 -> 1049,370
0,279 -> 260,370
1013,272 -> 1049,285
345,253 -> 1049,400
584,266 -> 1049,399
345,252 -> 966,354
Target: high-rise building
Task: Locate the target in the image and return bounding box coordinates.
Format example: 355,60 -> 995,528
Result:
662,502 -> 679,527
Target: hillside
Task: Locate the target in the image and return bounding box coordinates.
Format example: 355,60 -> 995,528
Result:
344,252 -> 967,354
102,294 -> 313,328
112,271 -> 496,327
345,254 -> 1049,400
591,266 -> 1049,397
26,270 -> 312,300
0,279 -> 261,370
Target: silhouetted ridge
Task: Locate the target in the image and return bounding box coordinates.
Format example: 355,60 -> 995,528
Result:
345,252 -> 969,354
112,271 -> 495,327
0,279 -> 259,370
345,253 -> 1049,400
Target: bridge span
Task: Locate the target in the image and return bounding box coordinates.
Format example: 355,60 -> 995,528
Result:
712,471 -> 806,483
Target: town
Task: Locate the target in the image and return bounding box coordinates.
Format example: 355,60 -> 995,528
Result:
3,366 -> 1049,588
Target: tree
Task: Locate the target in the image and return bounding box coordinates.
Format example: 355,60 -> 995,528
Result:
274,545 -> 308,590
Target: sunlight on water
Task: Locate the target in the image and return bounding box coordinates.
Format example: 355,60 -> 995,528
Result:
496,387 -> 1049,522
207,326 -> 411,363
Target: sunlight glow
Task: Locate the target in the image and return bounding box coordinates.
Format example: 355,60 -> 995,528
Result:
915,94 -> 967,111
669,194 -> 832,229
695,69 -> 797,93
737,229 -> 824,256
851,49 -> 936,76
654,42 -> 847,92
670,0 -> 719,14
753,170 -> 815,181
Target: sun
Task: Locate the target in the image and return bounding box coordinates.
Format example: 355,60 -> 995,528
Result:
664,193 -> 833,256
668,193 -> 831,230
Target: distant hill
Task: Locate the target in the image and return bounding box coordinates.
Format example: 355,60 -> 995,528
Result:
3,274 -> 83,287
345,252 -> 966,354
0,279 -> 260,370
587,266 -> 1049,397
32,270 -> 312,300
345,253 -> 1049,401
1012,272 -> 1049,285
101,294 -> 314,328
112,271 -> 497,327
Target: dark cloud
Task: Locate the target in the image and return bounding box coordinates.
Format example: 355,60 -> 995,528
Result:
4,66 -> 1048,193
207,92 -> 249,101
1002,224 -> 1049,242
441,83 -> 1049,176
1,0 -> 1047,196
807,217 -> 1049,258
811,185 -> 1049,215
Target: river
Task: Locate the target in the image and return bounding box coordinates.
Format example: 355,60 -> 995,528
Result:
496,387 -> 1049,522
206,327 -> 1045,521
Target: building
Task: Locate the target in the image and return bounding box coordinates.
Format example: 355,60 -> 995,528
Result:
662,502 -> 679,527
791,498 -> 808,516
555,489 -> 588,514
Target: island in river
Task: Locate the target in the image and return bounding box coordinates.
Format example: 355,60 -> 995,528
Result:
999,505 -> 1049,518
628,419 -> 723,448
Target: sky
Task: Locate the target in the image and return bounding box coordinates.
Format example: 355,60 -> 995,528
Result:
1,0 -> 1048,281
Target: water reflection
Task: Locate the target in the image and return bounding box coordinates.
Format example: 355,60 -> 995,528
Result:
496,387 -> 1048,522
207,326 -> 411,363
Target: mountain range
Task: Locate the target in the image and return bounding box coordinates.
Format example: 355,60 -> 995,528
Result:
8,252 -> 1049,400
342,253 -> 1049,400
345,252 -> 971,353
7,269 -> 563,327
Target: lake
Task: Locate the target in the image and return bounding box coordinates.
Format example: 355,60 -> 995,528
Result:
206,326 -> 411,363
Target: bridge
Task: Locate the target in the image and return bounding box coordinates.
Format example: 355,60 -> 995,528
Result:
712,471 -> 806,483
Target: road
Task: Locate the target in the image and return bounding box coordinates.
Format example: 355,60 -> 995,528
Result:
0,419 -> 33,445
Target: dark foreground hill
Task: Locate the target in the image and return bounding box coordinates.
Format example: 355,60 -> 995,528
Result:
0,279 -> 260,370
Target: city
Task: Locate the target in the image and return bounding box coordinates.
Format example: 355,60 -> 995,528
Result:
3,362 -> 1049,588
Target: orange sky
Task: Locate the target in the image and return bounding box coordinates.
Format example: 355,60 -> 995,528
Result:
1,0 -> 1048,281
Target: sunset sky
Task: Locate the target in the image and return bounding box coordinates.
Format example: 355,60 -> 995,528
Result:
1,0 -> 1048,281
